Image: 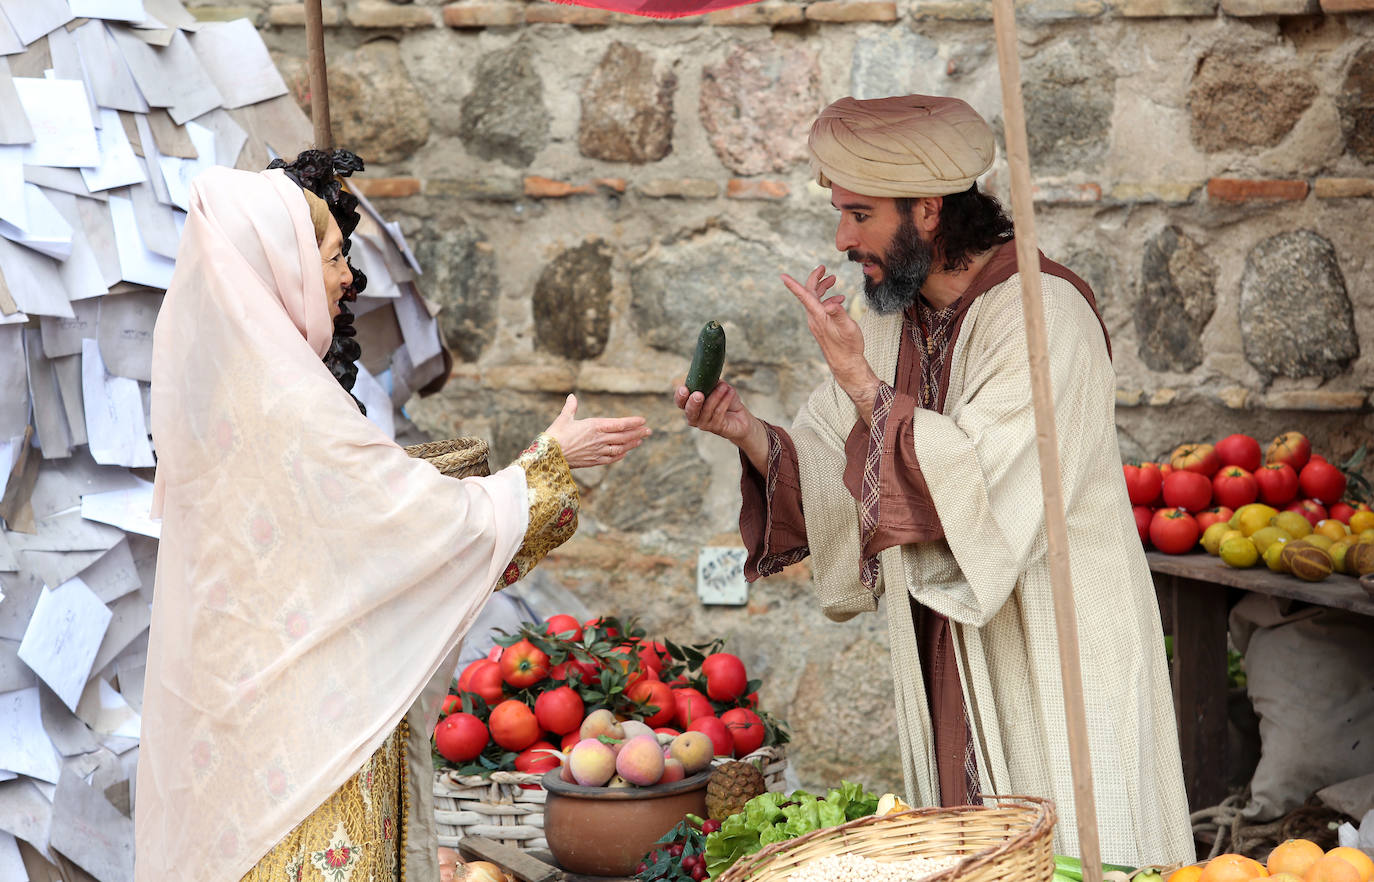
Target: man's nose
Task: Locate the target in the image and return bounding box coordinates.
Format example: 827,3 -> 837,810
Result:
835,219 -> 858,253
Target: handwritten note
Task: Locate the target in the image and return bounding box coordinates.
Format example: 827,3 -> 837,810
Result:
0,687 -> 62,782
17,579 -> 113,713
12,78 -> 99,169
82,337 -> 155,468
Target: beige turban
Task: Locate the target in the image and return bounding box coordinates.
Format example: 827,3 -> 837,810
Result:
809,95 -> 996,198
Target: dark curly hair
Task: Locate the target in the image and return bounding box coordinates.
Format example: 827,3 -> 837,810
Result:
267,149 -> 370,414
898,183 -> 1014,273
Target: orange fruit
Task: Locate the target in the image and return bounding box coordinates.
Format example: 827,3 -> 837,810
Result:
1202,854 -> 1269,882
1325,849 -> 1374,882
1305,855 -> 1362,882
1170,866 -> 1205,882
1269,840 -> 1325,878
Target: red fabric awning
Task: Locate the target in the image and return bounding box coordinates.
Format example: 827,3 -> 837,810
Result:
546,0 -> 763,18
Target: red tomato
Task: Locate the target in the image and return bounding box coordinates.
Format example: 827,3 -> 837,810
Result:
435,713 -> 489,763
1211,466 -> 1258,510
1298,460 -> 1347,505
440,694 -> 462,717
499,639 -> 550,689
467,661 -> 505,706
1158,462 -> 1175,478
1149,508 -> 1200,555
1195,506 -> 1234,532
687,716 -> 734,758
673,689 -> 714,729
560,731 -> 581,752
583,617 -> 620,640
488,700 -> 540,751
1214,433 -> 1262,472
1122,463 -> 1163,506
701,653 -> 748,702
637,641 -> 670,676
514,741 -> 560,775
534,685 -> 584,735
1265,432 -> 1311,472
1285,498 -> 1328,527
458,658 -> 495,694
1161,470 -> 1212,512
627,679 -> 677,728
1254,463 -> 1299,507
654,727 -> 681,738
1132,506 -> 1153,545
543,614 -> 583,641
1170,443 -> 1220,477
720,707 -> 765,757
1329,501 -> 1356,524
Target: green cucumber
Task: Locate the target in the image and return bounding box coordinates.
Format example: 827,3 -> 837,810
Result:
685,320 -> 726,395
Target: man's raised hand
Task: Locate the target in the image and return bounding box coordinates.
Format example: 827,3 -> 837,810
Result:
780,266 -> 881,416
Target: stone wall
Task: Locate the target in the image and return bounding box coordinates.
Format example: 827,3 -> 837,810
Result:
192,0 -> 1372,794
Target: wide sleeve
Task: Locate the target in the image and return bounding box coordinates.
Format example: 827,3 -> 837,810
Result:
499,433 -> 580,588
902,276 -> 1109,627
739,423 -> 812,581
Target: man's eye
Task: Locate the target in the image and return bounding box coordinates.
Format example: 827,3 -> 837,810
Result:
852,213 -> 868,223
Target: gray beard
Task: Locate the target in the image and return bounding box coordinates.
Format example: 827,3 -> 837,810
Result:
855,218 -> 934,315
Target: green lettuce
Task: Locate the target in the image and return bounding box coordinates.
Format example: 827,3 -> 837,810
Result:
702,782 -> 881,878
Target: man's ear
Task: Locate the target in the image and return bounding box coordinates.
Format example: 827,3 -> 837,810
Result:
913,196 -> 943,234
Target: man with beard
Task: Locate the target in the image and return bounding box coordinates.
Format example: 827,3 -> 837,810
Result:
673,95 -> 1193,866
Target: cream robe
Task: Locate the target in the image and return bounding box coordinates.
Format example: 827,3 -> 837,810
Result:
790,272 -> 1194,866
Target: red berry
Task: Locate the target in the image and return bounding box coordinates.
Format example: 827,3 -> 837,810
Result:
702,819 -> 722,834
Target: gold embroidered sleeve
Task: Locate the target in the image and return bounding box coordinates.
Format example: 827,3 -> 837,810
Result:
497,433 -> 579,589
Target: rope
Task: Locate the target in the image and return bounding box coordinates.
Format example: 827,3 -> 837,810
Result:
1191,795 -> 1347,860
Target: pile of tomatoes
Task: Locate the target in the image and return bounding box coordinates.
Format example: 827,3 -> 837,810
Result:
432,616 -> 789,777
1123,431 -> 1369,554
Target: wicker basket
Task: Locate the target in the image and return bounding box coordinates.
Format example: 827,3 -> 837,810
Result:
404,437 -> 490,479
433,745 -> 791,852
718,795 -> 1056,882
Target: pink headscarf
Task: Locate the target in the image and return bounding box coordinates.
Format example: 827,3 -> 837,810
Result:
137,168 -> 529,880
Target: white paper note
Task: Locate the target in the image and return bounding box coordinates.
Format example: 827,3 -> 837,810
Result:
0,687 -> 62,782
0,13 -> 23,57
46,25 -> 99,125
96,289 -> 158,382
0,778 -> 55,860
75,677 -> 140,738
70,0 -> 147,23
0,325 -> 26,438
394,282 -> 442,366
17,580 -> 113,712
80,479 -> 159,538
50,767 -> 135,882
0,145 -> 24,230
156,119 -> 214,212
0,830 -> 24,882
13,79 -> 100,169
71,21 -> 148,114
107,195 -> 174,289
0,183 -> 73,261
44,190 -> 108,302
24,327 -> 73,459
189,19 -> 287,109
0,234 -> 72,318
81,108 -> 146,193
0,0 -> 74,46
76,539 -> 141,604
162,30 -> 223,125
192,107 -> 246,170
353,362 -> 395,440
81,337 -> 155,468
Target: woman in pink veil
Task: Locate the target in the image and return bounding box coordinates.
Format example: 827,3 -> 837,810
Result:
135,165 -> 649,882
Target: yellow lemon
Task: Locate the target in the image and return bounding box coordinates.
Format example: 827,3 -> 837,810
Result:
1306,534 -> 1335,552
1348,510 -> 1374,534
1264,539 -> 1290,572
1250,525 -> 1293,555
1330,537 -> 1357,574
1358,528 -> 1374,543
1271,511 -> 1312,538
1314,519 -> 1350,541
1219,535 -> 1259,568
1236,504 -> 1279,535
1202,522 -> 1234,555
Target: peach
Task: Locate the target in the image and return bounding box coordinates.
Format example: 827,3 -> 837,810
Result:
669,731 -> 713,774
579,708 -> 624,743
660,757 -> 685,784
620,720 -> 656,742
568,738 -> 616,787
616,733 -> 666,786
607,774 -> 632,788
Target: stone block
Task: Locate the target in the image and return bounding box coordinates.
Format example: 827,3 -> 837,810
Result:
1116,388 -> 1144,407
705,4 -> 807,24
804,0 -> 899,20
1261,390 -> 1368,411
1220,0 -> 1319,14
484,364 -> 578,392
1314,178 -> 1374,198
1115,0 -> 1217,15
1148,388 -> 1179,406
910,0 -> 993,19
579,43 -> 677,165
1108,181 -> 1202,203
442,3 -> 523,27
1207,178 -> 1308,203
726,179 -> 790,200
578,366 -> 674,394
190,6 -> 263,22
522,4 -> 617,23
701,43 -> 821,175
1031,181 -> 1102,203
635,178 -> 720,199
268,4 -> 343,26
426,176 -> 523,201
1320,0 -> 1374,10
349,177 -> 421,198
348,1 -> 436,27
1216,386 -> 1251,409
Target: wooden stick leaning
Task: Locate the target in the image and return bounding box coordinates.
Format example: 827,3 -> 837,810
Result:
304,0 -> 332,149
988,2 -> 1104,880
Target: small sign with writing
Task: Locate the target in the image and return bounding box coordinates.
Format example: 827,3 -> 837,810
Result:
697,546 -> 748,606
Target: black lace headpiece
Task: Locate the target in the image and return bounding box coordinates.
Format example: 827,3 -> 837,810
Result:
267,149 -> 370,414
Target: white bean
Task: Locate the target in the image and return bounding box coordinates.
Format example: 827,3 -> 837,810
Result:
786,851 -> 963,882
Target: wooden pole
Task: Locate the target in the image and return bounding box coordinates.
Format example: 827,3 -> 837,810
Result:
304,0 -> 332,149
988,2 -> 1103,880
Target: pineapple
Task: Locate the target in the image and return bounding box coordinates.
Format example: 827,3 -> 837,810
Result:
705,761 -> 768,821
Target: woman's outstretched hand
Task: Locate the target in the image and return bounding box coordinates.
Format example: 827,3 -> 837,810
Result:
545,394 -> 651,469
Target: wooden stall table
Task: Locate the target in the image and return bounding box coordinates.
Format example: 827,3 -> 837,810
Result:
1146,551 -> 1374,812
